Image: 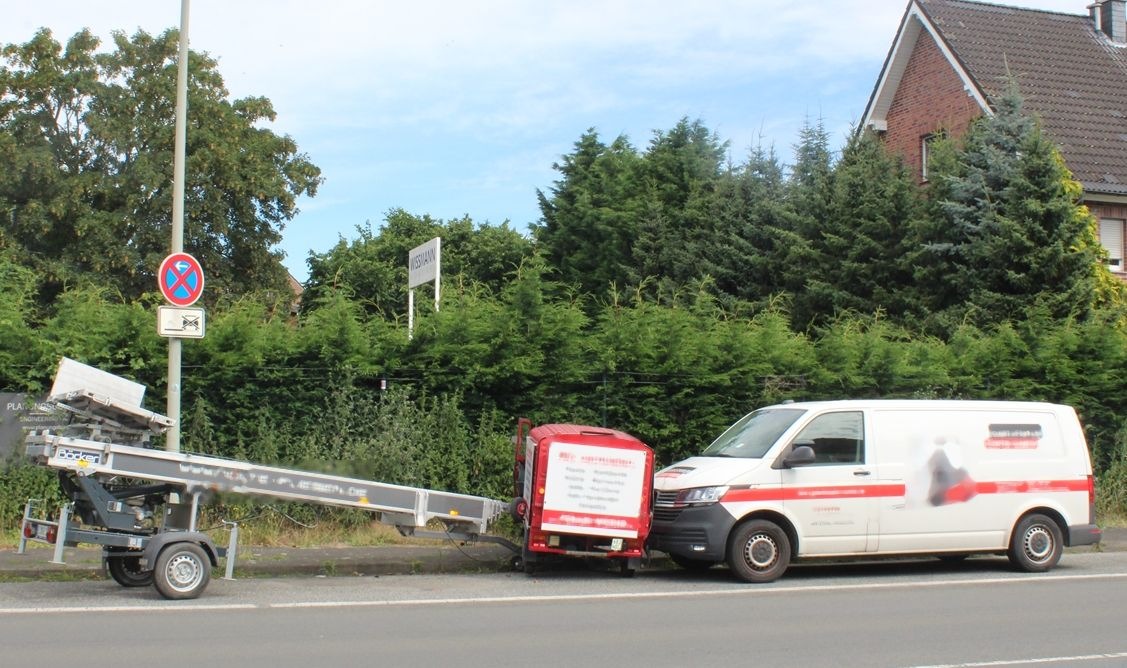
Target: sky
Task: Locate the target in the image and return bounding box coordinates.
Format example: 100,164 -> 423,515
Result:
2,0 -> 1087,282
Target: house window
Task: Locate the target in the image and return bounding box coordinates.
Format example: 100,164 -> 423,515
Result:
1101,218 -> 1125,271
920,131 -> 945,182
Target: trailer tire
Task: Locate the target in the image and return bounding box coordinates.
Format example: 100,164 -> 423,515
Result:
726,519 -> 791,583
153,542 -> 211,600
1007,513 -> 1063,573
616,558 -> 636,578
107,551 -> 153,587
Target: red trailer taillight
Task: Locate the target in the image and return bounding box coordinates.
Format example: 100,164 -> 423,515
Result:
22,523 -> 33,539
1088,475 -> 1096,504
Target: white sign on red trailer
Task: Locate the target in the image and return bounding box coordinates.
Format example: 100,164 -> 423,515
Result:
541,441 -> 648,538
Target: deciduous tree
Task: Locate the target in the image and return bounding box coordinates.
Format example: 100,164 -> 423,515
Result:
0,28 -> 321,305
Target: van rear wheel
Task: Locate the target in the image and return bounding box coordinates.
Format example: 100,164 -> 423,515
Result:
727,519 -> 790,583
1008,513 -> 1063,573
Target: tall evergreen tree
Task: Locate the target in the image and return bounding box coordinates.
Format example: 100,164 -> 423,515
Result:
700,143 -> 798,306
799,129 -> 922,326
630,118 -> 728,291
910,83 -> 1106,333
534,129 -> 642,296
782,118 -> 836,328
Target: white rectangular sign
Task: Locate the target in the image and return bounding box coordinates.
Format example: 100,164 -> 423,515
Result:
408,237 -> 441,288
157,306 -> 206,339
541,441 -> 649,538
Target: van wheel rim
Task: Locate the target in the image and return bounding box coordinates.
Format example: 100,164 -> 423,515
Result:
745,533 -> 778,570
166,554 -> 204,592
1023,526 -> 1053,562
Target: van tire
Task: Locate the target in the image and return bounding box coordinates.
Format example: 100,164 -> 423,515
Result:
727,519 -> 791,583
1008,513 -> 1063,573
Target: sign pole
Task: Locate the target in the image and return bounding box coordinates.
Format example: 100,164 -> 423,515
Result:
434,237 -> 441,312
408,289 -> 415,341
167,0 -> 191,453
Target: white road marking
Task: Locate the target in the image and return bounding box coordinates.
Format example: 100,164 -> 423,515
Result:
2,571 -> 1124,615
0,603 -> 257,615
908,652 -> 1127,667
272,571 -> 1127,609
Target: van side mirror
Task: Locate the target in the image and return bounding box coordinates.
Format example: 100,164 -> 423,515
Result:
783,444 -> 816,468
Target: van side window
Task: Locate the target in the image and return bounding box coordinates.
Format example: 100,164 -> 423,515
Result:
792,411 -> 864,465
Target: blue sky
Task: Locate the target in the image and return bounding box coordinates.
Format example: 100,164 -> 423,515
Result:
2,0 -> 1084,282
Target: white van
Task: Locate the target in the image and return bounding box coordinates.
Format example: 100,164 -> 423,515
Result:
647,400 -> 1102,582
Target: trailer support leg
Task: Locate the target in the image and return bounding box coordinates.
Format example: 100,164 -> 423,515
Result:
222,521 -> 239,581
188,491 -> 201,532
17,500 -> 33,555
50,504 -> 71,565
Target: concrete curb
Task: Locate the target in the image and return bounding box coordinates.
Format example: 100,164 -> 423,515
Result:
0,543 -> 517,580
3,527 -> 1122,581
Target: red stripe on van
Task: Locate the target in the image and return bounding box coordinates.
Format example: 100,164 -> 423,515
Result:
722,484 -> 906,503
974,479 -> 1090,494
720,479 -> 1088,503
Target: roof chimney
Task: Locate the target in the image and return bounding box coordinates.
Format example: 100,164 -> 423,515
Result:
1091,0 -> 1127,44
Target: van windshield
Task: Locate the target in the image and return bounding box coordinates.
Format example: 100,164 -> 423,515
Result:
700,408 -> 805,458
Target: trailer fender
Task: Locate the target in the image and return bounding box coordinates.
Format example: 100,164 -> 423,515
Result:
141,532 -> 219,571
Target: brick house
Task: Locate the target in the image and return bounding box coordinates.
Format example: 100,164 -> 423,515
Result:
861,0 -> 1127,273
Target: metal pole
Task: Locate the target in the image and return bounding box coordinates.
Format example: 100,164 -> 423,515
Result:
434,237 -> 441,312
167,0 -> 190,452
408,289 -> 414,340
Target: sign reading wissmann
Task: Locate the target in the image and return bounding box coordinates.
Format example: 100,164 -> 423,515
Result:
408,237 -> 441,288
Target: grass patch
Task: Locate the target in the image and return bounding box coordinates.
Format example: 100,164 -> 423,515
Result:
1098,510 -> 1127,528
207,519 -> 411,549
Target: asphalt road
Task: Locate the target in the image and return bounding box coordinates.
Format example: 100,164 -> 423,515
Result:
2,552 -> 1125,668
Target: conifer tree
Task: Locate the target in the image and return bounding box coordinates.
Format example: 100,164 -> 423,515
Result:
800,129 -> 921,326
910,83 -> 1106,333
535,130 -> 643,297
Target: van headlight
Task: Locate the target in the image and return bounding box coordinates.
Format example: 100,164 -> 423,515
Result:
676,486 -> 730,506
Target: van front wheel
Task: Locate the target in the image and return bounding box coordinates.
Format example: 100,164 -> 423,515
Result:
1008,513 -> 1063,573
727,519 -> 791,583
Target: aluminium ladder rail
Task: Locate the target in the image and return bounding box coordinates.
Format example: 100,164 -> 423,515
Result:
24,431 -> 509,533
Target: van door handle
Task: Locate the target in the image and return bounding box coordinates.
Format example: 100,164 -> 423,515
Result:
853,469 -> 871,477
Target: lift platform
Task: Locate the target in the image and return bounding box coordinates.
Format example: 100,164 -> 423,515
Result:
19,358 -> 512,599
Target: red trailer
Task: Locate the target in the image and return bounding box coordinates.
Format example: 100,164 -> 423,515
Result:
511,419 -> 654,575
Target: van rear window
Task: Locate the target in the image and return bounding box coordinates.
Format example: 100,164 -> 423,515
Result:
701,408 -> 805,458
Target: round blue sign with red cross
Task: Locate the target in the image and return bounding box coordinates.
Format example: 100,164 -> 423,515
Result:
158,252 -> 205,307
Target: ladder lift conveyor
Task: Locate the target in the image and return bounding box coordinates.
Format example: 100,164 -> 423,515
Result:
19,358 -> 514,600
